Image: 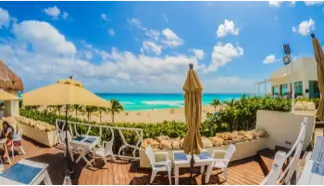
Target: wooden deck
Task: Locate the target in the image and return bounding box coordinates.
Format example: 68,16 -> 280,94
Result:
1,137 -> 265,185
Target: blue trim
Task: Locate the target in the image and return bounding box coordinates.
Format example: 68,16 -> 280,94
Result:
174,152 -> 188,161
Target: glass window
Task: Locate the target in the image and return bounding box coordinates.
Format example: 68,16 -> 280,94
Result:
294,81 -> 303,96
273,85 -> 279,95
280,84 -> 288,95
309,81 -> 320,98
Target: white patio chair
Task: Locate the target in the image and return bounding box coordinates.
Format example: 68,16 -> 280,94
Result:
0,157 -> 4,173
89,129 -> 116,167
11,129 -> 26,158
145,145 -> 172,185
61,130 -> 75,162
211,144 -> 236,181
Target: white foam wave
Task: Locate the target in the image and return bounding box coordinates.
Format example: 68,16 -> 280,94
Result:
141,100 -> 184,107
120,101 -> 135,105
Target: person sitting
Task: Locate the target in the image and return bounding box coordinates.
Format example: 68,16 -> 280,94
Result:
1,121 -> 15,159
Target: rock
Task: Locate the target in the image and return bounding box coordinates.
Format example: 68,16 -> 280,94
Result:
224,140 -> 237,145
156,135 -> 170,143
255,129 -> 268,138
172,138 -> 182,149
142,138 -> 160,149
202,136 -> 213,148
209,137 -> 224,147
160,139 -> 172,150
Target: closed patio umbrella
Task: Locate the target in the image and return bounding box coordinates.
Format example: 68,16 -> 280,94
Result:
182,63 -> 203,184
311,34 -> 324,121
0,89 -> 19,101
22,76 -> 111,181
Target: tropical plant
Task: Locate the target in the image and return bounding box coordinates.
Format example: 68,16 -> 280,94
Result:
54,105 -> 64,115
72,104 -> 84,117
98,107 -> 108,123
85,106 -> 98,121
108,99 -> 124,124
210,99 -> 221,112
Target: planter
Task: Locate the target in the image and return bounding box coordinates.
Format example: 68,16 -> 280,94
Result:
18,123 -> 58,147
139,138 -> 267,168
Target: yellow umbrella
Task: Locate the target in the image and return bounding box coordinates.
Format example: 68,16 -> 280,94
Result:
311,34 -> 324,121
0,89 -> 19,101
22,77 -> 111,108
182,64 -> 203,155
22,76 -> 111,178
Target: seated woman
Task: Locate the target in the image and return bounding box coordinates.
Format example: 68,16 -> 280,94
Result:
1,121 -> 15,159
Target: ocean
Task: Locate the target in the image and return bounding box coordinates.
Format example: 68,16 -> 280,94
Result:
96,93 -> 244,111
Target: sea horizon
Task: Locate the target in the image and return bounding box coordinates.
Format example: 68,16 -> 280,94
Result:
96,93 -> 246,111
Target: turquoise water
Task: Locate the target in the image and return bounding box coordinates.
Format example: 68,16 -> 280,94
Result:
96,93 -> 244,111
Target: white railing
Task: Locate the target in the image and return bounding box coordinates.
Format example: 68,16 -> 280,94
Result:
55,119 -> 143,160
261,117 -> 308,185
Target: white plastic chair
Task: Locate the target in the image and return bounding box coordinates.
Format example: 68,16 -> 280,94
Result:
145,145 -> 172,185
89,129 -> 115,167
61,131 -> 75,162
211,144 -> 236,181
11,129 -> 26,158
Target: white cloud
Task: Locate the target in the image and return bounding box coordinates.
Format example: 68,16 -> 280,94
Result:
269,1 -> 284,6
162,14 -> 169,23
190,49 -> 204,60
216,19 -> 239,38
205,42 -> 244,72
141,41 -> 162,55
161,28 -> 183,47
304,1 -> 324,6
0,7 -> 10,28
62,12 -> 69,20
44,6 -> 61,19
292,18 -> 315,36
263,55 -> 278,64
13,20 -> 76,55
108,28 -> 115,36
101,13 -> 108,21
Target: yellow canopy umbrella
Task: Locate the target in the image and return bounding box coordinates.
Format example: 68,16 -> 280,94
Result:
311,34 -> 324,121
22,76 -> 111,178
0,89 -> 19,101
22,77 -> 111,108
182,64 -> 204,155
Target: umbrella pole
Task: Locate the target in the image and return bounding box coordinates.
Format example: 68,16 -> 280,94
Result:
189,151 -> 195,184
64,105 -> 73,178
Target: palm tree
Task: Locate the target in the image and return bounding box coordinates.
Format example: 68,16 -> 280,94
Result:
108,99 -> 123,124
98,107 -> 108,123
72,104 -> 84,117
210,99 -> 221,112
85,106 -> 98,122
54,105 -> 63,115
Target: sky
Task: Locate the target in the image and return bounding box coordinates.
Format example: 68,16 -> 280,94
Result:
0,1 -> 323,93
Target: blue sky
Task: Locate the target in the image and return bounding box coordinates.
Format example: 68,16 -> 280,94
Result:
0,1 -> 323,93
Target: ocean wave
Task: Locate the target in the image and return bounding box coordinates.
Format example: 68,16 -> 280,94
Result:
141,100 -> 184,107
120,101 -> 135,105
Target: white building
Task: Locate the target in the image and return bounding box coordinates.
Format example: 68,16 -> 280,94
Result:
254,57 -> 320,98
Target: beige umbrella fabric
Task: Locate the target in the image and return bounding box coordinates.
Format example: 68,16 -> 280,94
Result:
22,77 -> 111,108
182,64 -> 204,155
0,89 -> 19,101
312,34 -> 324,121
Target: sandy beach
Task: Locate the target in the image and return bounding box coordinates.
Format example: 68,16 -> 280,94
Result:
57,104 -> 225,124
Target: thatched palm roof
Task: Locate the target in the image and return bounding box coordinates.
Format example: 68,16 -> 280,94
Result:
0,60 -> 24,92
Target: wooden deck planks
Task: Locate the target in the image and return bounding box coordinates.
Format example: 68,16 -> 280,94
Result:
1,138 -> 265,185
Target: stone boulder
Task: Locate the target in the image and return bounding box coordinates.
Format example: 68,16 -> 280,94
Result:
171,138 -> 182,150
141,138 -> 160,149
160,139 -> 172,150
156,135 -> 170,143
209,136 -> 224,147
201,136 -> 213,148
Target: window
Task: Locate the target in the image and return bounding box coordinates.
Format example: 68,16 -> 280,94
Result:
309,81 -> 320,98
272,85 -> 279,95
294,81 -> 303,96
280,84 -> 288,95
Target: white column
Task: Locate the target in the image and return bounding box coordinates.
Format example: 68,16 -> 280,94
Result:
303,80 -> 309,98
4,100 -> 19,117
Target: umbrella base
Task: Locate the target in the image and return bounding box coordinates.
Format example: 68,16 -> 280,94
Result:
185,154 -> 196,185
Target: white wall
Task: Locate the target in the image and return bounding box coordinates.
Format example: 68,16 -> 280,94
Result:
4,100 -> 19,117
256,110 -> 315,150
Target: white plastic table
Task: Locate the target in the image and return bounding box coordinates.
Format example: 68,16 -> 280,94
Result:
0,138 -> 11,164
69,135 -> 100,167
0,159 -> 52,185
173,151 -> 214,185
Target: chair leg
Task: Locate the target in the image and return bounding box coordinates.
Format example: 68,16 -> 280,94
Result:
11,145 -> 14,158
223,168 -> 228,181
150,170 -> 157,184
103,156 -> 108,167
69,148 -> 74,162
168,170 -> 172,185
110,153 -> 116,162
19,145 -> 26,155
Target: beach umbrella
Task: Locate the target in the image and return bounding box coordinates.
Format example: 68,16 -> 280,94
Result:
311,34 -> 324,121
22,76 -> 111,180
0,89 -> 19,101
182,63 -> 203,184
